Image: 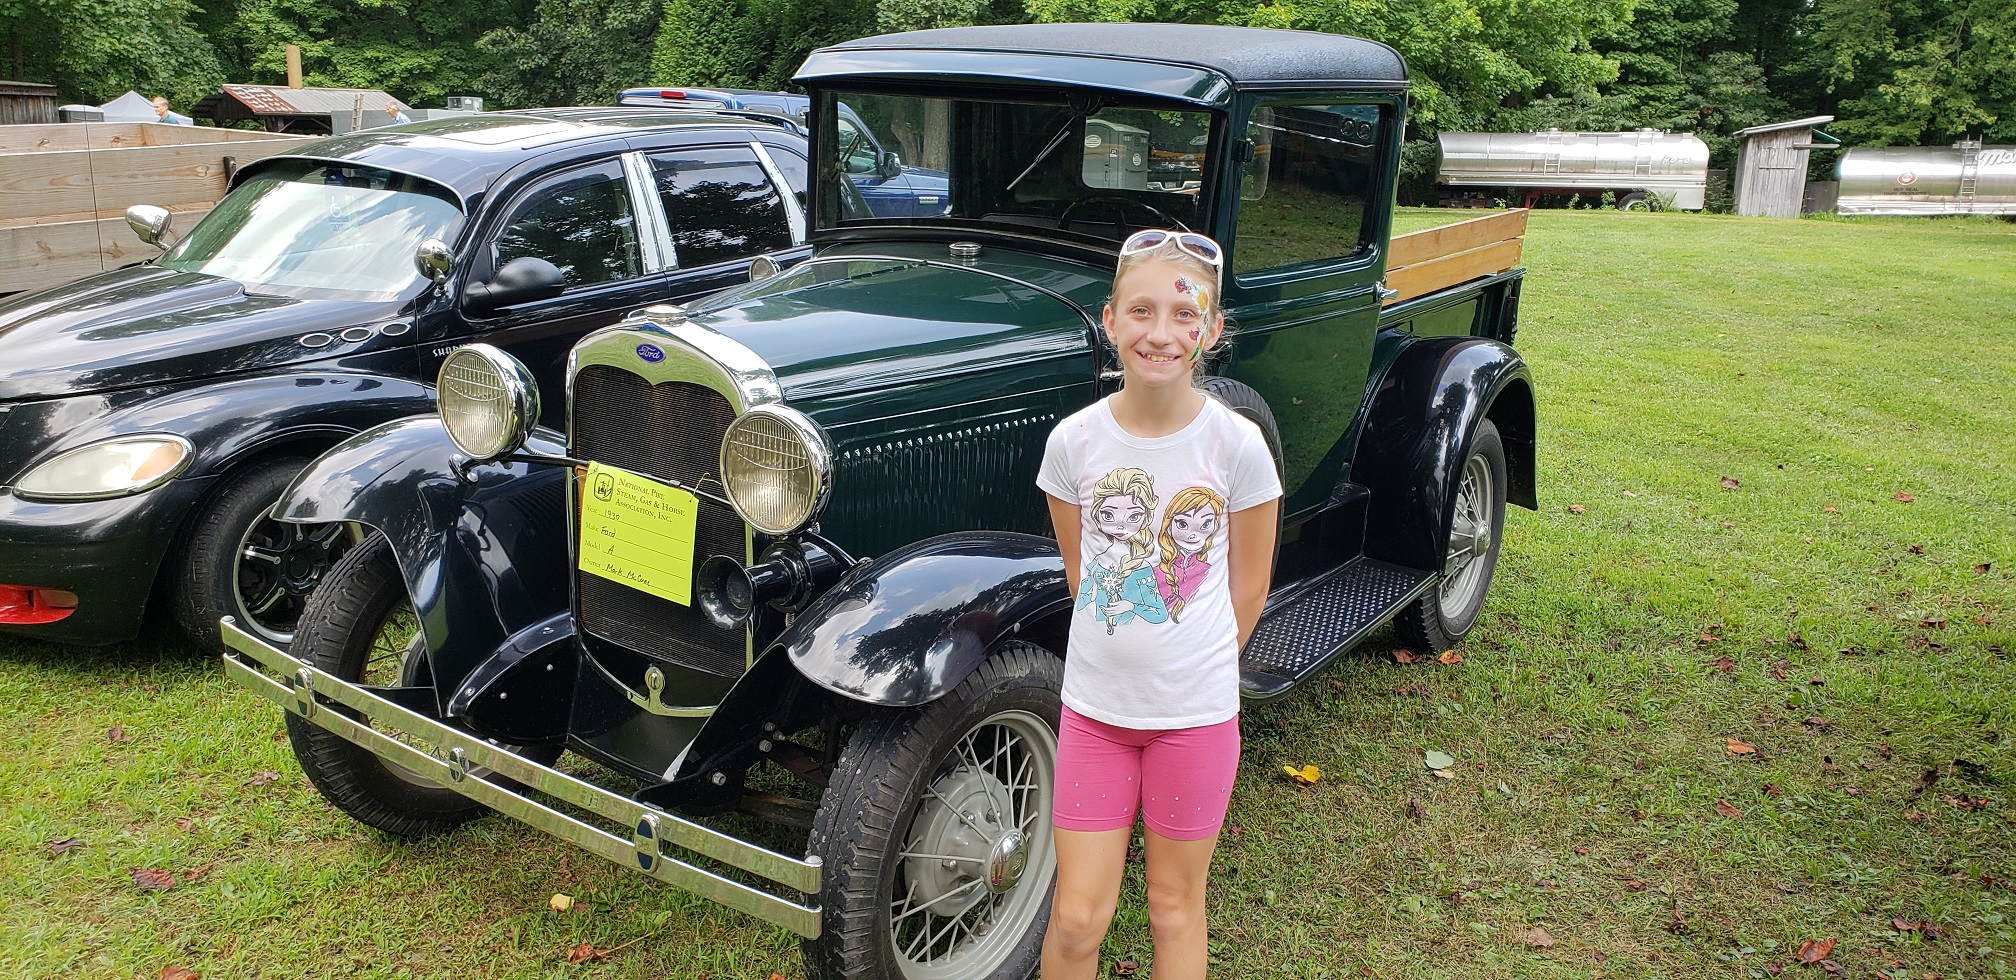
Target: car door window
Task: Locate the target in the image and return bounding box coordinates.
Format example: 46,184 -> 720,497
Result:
493,159 -> 643,289
1235,102 -> 1384,276
649,146 -> 793,267
838,116 -> 881,175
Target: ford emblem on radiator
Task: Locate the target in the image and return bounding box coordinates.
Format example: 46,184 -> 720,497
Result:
636,343 -> 665,363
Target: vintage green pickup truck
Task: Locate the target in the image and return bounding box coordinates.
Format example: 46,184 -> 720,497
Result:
222,23 -> 1536,979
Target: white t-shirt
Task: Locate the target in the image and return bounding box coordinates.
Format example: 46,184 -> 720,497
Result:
1036,395 -> 1282,729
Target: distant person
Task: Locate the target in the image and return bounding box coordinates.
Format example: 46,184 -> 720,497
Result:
386,101 -> 412,125
151,96 -> 194,126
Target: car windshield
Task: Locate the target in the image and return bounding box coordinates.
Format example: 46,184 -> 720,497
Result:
158,159 -> 463,302
814,91 -> 1215,245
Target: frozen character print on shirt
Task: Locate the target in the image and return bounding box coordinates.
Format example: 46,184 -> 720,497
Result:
1154,486 -> 1226,621
1078,467 -> 1171,634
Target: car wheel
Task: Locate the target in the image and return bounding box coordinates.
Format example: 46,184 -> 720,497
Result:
1395,419 -> 1508,652
285,532 -> 559,838
171,456 -> 358,652
1618,192 -> 1651,212
803,640 -> 1060,980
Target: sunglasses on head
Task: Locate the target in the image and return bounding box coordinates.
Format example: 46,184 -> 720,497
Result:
1119,229 -> 1223,268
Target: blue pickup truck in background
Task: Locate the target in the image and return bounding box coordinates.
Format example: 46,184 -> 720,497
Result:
618,87 -> 951,218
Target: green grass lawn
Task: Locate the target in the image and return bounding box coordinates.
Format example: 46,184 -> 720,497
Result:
4,210 -> 2014,979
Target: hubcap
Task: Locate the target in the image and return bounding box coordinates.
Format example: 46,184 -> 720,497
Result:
235,514 -> 357,644
889,709 -> 1057,979
1439,453 -> 1496,618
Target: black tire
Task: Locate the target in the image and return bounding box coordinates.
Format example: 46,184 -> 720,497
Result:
1617,191 -> 1651,212
1394,419 -> 1508,652
170,455 -> 358,653
1199,375 -> 1282,473
804,640 -> 1062,980
285,533 -> 546,837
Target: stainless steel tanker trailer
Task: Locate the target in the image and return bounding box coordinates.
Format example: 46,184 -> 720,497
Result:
1835,141 -> 2016,216
1436,128 -> 1710,210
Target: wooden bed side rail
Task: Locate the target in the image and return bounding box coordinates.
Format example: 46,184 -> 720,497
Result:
1383,208 -> 1529,306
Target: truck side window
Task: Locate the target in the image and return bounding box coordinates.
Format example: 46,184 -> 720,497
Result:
1235,102 -> 1383,276
493,159 -> 643,288
649,146 -> 794,267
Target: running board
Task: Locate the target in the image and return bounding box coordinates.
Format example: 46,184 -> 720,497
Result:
1239,558 -> 1434,700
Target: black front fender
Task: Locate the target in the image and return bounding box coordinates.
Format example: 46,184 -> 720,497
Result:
1355,337 -> 1535,573
775,531 -> 1069,707
89,370 -> 436,477
274,416 -> 572,702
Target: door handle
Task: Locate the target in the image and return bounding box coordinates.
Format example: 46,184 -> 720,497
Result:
1375,279 -> 1399,302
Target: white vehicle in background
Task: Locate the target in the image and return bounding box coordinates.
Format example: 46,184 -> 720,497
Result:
1437,128 -> 1710,210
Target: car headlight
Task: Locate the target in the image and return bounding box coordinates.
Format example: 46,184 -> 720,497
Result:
438,344 -> 539,461
720,405 -> 832,535
13,434 -> 193,500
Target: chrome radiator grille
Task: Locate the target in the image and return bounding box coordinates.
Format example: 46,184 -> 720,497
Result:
570,364 -> 747,678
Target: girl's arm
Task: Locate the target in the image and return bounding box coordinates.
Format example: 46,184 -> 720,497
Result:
1046,493 -> 1083,599
1227,499 -> 1279,648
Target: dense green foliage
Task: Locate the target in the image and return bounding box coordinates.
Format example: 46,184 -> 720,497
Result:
2,0 -> 2008,175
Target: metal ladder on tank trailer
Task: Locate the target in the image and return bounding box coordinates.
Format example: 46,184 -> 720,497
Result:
1541,129 -> 1563,175
1632,129 -> 1655,177
1957,140 -> 1981,212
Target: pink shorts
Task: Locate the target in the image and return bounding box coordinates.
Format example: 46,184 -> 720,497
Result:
1052,705 -> 1240,841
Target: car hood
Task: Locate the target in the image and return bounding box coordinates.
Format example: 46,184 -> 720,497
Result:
685,251 -> 1103,403
0,266 -> 399,401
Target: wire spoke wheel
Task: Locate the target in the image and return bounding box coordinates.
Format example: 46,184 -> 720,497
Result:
1439,452 -> 1495,617
1396,419 -> 1508,653
888,709 -> 1056,977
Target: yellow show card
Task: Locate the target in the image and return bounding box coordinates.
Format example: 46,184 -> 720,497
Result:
576,462 -> 700,606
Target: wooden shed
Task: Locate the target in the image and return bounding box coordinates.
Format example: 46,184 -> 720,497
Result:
1733,116 -> 1834,218
191,84 -> 408,135
0,81 -> 59,125
0,122 -> 310,294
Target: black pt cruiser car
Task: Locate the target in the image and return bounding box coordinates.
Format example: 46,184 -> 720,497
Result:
0,106 -> 819,651
223,23 -> 1538,980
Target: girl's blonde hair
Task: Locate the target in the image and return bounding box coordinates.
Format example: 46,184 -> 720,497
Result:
1091,466 -> 1158,574
1155,485 -> 1227,619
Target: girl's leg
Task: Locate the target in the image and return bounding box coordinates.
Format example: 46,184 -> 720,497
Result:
1039,826 -> 1131,979
1137,715 -> 1240,979
1141,828 -> 1220,980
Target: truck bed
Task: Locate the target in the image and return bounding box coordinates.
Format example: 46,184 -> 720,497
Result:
1377,207 -> 1528,342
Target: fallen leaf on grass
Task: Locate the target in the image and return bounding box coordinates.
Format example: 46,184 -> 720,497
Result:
1908,769 -> 1940,797
159,967 -> 200,980
45,836 -> 85,855
131,868 -> 176,890
1822,505 -> 1839,513
107,725 -> 128,742
1939,793 -> 1988,811
175,817 -> 194,831
1437,650 -> 1463,665
1567,503 -> 1586,515
1893,492 -> 1914,503
1715,800 -> 1744,819
246,770 -> 280,787
1891,917 -> 1945,940
1720,477 -> 1740,489
1766,963 -> 1785,976
1282,764 -> 1320,786
1709,656 -> 1735,674
1114,959 -> 1139,976
1763,783 -> 1781,796
1423,750 -> 1455,771
1625,880 -> 1647,891
549,893 -> 574,912
1976,563 -> 1992,575
1797,938 -> 1837,963
1878,743 -> 1893,759
565,942 -> 607,964
1917,616 -> 1946,629
1514,926 -> 1557,948
1908,544 -> 1926,555
1728,738 -> 1757,755
1905,810 -> 1928,823
1818,960 -> 1846,977
180,865 -> 212,884
1772,659 -> 1790,681
1391,648 -> 1418,664
1573,846 -> 1590,855
1699,630 -> 1722,643
1405,799 -> 1426,821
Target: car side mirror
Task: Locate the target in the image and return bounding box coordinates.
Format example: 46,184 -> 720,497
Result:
414,239 -> 454,283
126,204 -> 174,248
463,256 -> 566,311
878,150 -> 903,179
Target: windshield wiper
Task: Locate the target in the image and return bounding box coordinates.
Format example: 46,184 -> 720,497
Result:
1006,94 -> 1110,192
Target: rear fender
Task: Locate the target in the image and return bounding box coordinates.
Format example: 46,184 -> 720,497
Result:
1354,337 -> 1536,573
274,416 -> 573,704
777,531 -> 1069,708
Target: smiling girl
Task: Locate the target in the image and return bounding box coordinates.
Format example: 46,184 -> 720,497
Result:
1036,229 -> 1281,980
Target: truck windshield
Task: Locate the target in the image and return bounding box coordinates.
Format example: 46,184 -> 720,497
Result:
814,91 -> 1214,243
158,160 -> 463,302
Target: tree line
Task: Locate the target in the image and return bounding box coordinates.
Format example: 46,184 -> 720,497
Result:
5,0 -> 2008,176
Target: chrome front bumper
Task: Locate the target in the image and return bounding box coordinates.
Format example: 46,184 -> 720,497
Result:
219,617 -> 822,937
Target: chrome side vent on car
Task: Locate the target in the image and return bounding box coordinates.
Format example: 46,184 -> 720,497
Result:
570,364 -> 748,678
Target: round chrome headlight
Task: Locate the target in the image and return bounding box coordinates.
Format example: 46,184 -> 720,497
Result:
437,344 -> 539,462
720,405 -> 832,535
